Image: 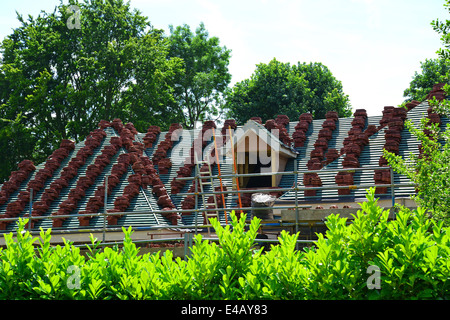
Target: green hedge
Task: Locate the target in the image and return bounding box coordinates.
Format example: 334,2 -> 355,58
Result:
0,188 -> 449,300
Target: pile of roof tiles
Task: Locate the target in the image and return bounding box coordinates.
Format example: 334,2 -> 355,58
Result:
323,148 -> 340,166
374,106 -> 407,194
335,109 -> 374,195
77,134 -> 123,226
303,111 -> 339,196
420,84 -> 446,154
198,120 -> 216,145
0,160 -> 37,229
221,119 -> 238,142
143,125 -> 161,149
418,105 -> 443,160
103,120 -> 180,225
178,119 -> 238,216
404,100 -> 421,112
102,152 -> 133,225
264,115 -> 293,146
341,109 -> 369,162
275,115 -> 293,146
180,191 -> 196,212
320,112 -> 341,166
250,117 -> 262,124
0,140 -> 75,230
153,123 -> 182,174
173,119 -> 236,198
27,140 -> 76,194
0,160 -> 36,207
98,120 -> 111,130
51,129 -> 107,227
171,165 -> 192,196
275,114 -> 290,127
307,111 -> 339,168
292,113 -> 313,148
152,177 -> 179,225
176,121 -> 216,208
27,141 -> 78,223
425,83 -> 447,101
111,119 -> 143,155
170,132 -> 199,197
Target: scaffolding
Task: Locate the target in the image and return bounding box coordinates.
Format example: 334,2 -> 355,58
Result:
0,163 -> 415,245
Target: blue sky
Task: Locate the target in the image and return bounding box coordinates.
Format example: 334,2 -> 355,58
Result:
0,0 -> 448,117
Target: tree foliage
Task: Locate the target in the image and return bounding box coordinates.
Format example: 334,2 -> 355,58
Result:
432,0 -> 450,60
403,58 -> 450,102
225,58 -> 352,125
0,115 -> 35,185
167,23 -> 231,128
384,115 -> 450,226
1,189 -> 450,300
387,0 -> 450,226
0,2 -> 234,182
0,0 -> 184,182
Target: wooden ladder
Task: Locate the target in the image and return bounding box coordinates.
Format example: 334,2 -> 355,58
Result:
196,157 -> 220,232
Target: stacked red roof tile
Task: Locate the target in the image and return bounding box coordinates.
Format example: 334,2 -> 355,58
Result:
303,111 -> 339,196
0,83 -> 447,230
292,113 -> 313,147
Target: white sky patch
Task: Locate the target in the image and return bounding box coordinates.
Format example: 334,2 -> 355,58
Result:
0,0 -> 449,118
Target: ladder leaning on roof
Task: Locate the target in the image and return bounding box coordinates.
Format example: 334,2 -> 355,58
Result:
196,156 -> 220,231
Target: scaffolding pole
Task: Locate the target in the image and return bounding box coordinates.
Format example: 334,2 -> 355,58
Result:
212,127 -> 228,224
0,166 -> 416,237
228,126 -> 243,214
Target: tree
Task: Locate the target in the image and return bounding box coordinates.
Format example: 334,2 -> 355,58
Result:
0,55 -> 35,180
167,22 -> 232,128
384,0 -> 450,226
0,116 -> 35,184
403,58 -> 450,102
225,58 -> 352,125
119,30 -> 185,131
384,116 -> 450,226
432,0 -> 450,60
0,0 -> 183,182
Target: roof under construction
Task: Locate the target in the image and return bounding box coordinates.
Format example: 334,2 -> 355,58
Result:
0,83 -> 448,235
